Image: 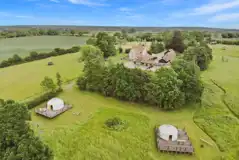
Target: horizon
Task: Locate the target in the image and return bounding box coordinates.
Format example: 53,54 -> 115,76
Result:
1,0 -> 239,29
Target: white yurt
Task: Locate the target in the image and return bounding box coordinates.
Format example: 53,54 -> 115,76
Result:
159,124 -> 178,141
47,98 -> 64,111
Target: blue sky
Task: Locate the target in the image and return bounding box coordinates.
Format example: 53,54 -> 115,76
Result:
0,0 -> 239,28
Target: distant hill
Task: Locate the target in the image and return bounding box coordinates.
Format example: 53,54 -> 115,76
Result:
0,25 -> 238,32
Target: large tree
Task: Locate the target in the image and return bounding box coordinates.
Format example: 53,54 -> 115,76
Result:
184,44 -> 212,71
95,32 -> 117,57
77,45 -> 105,92
166,30 -> 185,53
172,59 -> 204,103
0,100 -> 53,160
145,68 -> 185,110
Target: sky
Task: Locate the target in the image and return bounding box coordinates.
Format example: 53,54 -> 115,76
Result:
0,0 -> 239,28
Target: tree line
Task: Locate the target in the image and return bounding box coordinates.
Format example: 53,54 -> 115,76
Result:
0,46 -> 80,68
215,40 -> 239,45
221,32 -> 239,39
0,28 -> 89,38
77,45 -> 204,110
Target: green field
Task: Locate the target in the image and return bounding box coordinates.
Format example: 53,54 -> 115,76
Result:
2,44 -> 239,159
0,36 -> 87,61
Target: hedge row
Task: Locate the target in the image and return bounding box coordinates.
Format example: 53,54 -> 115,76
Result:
23,88 -> 62,109
0,46 -> 80,68
215,40 -> 239,45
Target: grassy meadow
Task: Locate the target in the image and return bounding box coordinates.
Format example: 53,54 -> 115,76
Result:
0,36 -> 87,61
31,87 -> 220,160
2,43 -> 239,159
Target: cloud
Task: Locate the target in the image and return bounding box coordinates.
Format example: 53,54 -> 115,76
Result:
209,12 -> 239,21
191,0 -> 239,15
68,0 -> 107,6
119,7 -> 132,12
50,0 -> 60,3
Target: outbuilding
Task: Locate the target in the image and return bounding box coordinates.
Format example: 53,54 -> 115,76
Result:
47,98 -> 64,111
159,124 -> 178,141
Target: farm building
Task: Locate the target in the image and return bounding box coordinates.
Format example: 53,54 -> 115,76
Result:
35,98 -> 72,118
155,124 -> 194,154
126,44 -> 176,71
129,44 -> 151,62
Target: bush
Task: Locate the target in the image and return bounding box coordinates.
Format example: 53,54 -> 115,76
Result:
105,117 -> 127,131
23,88 -> 62,109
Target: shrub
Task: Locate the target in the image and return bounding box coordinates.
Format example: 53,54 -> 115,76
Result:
23,88 -> 62,109
105,117 -> 127,131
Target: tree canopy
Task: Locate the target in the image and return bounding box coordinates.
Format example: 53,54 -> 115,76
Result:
166,31 -> 185,53
0,100 -> 53,160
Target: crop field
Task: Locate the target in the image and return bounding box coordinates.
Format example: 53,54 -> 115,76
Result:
0,36 -> 87,61
2,44 -> 239,159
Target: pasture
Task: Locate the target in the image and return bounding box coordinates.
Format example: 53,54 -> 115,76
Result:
31,87 -> 220,160
0,36 -> 87,61
2,44 -> 239,159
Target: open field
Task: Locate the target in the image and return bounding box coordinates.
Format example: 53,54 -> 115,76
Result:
0,36 -> 87,61
194,45 -> 239,159
0,52 -> 126,100
2,44 -> 239,159
31,87 -> 220,160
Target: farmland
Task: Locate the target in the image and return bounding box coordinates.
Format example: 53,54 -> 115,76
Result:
0,36 -> 87,61
1,42 -> 239,159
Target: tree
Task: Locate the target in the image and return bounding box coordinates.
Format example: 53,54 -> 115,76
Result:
95,32 -> 117,57
77,45 -> 105,92
40,76 -> 56,91
145,68 -> 185,110
128,28 -> 136,33
70,30 -> 76,36
56,72 -> 62,89
184,45 -> 212,71
166,30 -> 185,53
86,38 -> 97,45
172,59 -> 204,103
0,100 -> 53,159
150,42 -> 164,53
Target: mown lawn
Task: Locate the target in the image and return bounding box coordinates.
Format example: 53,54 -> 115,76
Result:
0,36 -> 87,61
31,87 -> 220,160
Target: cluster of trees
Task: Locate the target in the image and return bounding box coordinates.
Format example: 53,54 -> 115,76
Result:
150,42 -> 164,54
0,28 -> 89,38
215,40 -> 239,45
183,42 -> 213,71
221,32 -> 239,38
86,32 -> 116,57
0,100 -> 53,159
77,45 -> 204,110
0,46 -> 80,68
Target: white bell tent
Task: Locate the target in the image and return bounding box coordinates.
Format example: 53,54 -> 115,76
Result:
159,124 -> 178,141
47,98 -> 64,111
